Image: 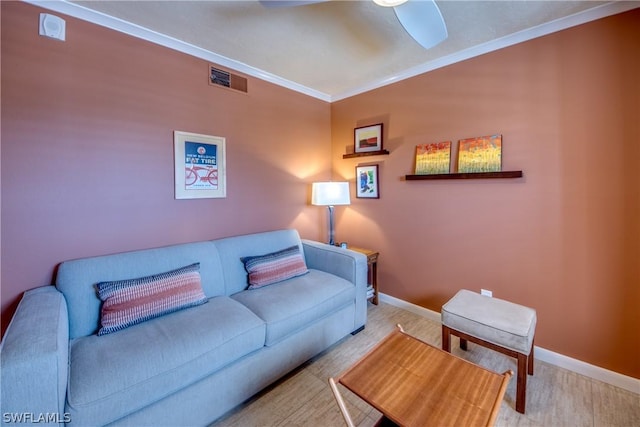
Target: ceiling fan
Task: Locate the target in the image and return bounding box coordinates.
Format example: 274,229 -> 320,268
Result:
260,0 -> 448,50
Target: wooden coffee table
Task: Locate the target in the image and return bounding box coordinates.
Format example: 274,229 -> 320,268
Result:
329,325 -> 512,427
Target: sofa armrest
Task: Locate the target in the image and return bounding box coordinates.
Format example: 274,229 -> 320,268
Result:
301,240 -> 368,329
302,240 -> 367,284
1,286 -> 69,425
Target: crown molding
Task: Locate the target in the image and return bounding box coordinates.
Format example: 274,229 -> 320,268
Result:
332,1 -> 639,101
24,1 -> 638,103
23,0 -> 332,102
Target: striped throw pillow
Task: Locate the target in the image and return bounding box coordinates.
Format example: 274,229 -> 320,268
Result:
96,263 -> 207,336
241,245 -> 308,289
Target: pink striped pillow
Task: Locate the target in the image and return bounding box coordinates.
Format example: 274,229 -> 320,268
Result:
96,263 -> 207,335
241,245 -> 308,289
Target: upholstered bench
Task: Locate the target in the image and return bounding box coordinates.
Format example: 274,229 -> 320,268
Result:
441,289 -> 537,413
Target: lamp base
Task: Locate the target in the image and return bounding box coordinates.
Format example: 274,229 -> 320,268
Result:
327,205 -> 335,246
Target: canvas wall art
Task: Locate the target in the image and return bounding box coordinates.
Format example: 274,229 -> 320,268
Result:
457,134 -> 502,173
415,141 -> 452,175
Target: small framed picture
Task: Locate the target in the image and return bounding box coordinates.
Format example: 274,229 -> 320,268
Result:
356,165 -> 380,199
354,123 -> 383,153
174,131 -> 227,199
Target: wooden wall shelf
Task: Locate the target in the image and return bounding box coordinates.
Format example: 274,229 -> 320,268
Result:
343,150 -> 390,159
405,171 -> 523,180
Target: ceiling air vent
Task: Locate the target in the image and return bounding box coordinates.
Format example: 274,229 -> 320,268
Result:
209,66 -> 248,93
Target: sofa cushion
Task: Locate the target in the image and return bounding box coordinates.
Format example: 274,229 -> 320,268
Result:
56,241 -> 225,339
441,289 -> 537,354
96,263 -> 208,335
232,269 -> 355,346
213,229 -> 305,295
66,296 -> 265,426
241,245 -> 308,289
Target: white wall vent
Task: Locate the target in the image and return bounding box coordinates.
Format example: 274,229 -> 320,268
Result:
209,66 -> 248,93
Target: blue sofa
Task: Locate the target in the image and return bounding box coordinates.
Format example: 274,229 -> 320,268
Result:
0,229 -> 368,426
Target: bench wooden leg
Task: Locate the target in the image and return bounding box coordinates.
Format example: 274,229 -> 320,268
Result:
442,325 -> 534,414
516,353 -> 527,414
459,338 -> 468,351
442,325 -> 451,352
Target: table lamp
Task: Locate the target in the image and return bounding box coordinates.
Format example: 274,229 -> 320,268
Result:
311,182 -> 350,246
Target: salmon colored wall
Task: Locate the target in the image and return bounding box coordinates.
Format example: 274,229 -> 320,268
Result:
331,9 -> 640,378
1,2 -> 331,334
2,2 -> 638,380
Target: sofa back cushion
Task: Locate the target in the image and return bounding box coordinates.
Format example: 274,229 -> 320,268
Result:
57,241 -> 224,339
213,229 -> 305,296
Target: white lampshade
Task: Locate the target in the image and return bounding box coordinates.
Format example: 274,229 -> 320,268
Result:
311,182 -> 351,206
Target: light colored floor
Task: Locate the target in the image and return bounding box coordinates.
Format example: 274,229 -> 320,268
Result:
212,302 -> 640,427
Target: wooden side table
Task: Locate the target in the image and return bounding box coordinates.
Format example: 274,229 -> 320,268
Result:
329,325 -> 512,427
349,247 -> 379,305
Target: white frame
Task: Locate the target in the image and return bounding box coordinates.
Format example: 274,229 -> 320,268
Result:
174,131 -> 226,199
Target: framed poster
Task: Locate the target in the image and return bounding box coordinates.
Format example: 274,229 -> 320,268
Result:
356,165 -> 379,199
354,123 -> 383,153
174,131 -> 226,199
415,141 -> 452,175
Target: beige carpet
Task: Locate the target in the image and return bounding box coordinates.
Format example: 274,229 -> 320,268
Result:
212,303 -> 639,427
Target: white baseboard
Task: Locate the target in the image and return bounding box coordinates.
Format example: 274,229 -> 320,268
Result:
378,293 -> 640,395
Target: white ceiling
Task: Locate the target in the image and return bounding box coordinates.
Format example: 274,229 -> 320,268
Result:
33,1 -> 638,101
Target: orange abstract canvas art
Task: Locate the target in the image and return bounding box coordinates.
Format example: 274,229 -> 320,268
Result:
457,135 -> 502,173
415,141 -> 451,175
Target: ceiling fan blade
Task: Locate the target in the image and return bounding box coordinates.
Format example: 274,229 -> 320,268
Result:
393,0 -> 448,49
259,0 -> 328,7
